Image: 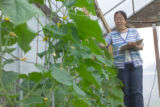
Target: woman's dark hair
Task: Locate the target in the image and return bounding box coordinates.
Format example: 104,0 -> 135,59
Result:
114,10 -> 127,20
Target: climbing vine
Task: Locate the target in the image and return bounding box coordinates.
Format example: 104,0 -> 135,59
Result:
0,0 -> 124,107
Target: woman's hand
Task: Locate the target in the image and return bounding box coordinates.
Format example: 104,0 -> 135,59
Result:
127,42 -> 143,50
99,43 -> 106,48
127,42 -> 137,49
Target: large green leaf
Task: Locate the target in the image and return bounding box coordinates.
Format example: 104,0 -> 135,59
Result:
51,65 -> 73,86
69,10 -> 105,43
64,23 -> 81,44
95,55 -> 113,67
63,0 -> 76,7
73,82 -> 86,97
88,67 -> 102,86
56,0 -> 96,15
110,86 -> 124,99
0,0 -> 43,25
73,98 -> 91,107
82,38 -> 102,54
23,96 -> 44,105
28,72 -> 43,82
14,23 -> 37,53
54,86 -> 73,107
107,96 -> 125,107
2,71 -> 19,89
21,79 -> 36,90
19,74 -> 28,79
35,64 -> 48,72
74,0 -> 96,15
37,50 -> 49,58
35,104 -> 48,107
29,0 -> 44,4
1,21 -> 17,46
45,24 -> 68,36
77,64 -> 100,88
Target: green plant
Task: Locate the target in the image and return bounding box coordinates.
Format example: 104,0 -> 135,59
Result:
0,0 -> 124,107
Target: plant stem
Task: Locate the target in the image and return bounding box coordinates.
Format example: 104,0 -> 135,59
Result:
0,80 -> 14,106
0,15 -> 2,76
35,16 -> 44,28
16,83 -> 41,97
16,78 -> 42,104
48,0 -> 57,24
10,53 -> 36,64
0,20 -> 14,106
48,0 -> 53,12
55,5 -> 64,14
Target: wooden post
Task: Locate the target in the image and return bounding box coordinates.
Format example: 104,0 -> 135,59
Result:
152,24 -> 160,96
94,0 -> 113,55
94,0 -> 111,33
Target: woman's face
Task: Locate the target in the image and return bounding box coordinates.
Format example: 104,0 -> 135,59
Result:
114,13 -> 127,29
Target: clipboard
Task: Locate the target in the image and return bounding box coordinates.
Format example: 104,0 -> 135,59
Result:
120,39 -> 143,52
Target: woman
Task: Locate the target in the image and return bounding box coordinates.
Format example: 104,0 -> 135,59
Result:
100,11 -> 144,107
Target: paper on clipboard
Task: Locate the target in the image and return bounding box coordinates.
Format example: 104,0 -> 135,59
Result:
120,39 -> 143,52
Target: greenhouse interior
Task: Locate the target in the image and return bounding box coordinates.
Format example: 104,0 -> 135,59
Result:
0,0 -> 160,107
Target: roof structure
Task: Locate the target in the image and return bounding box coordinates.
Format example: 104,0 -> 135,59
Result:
129,0 -> 160,28
97,0 -> 158,30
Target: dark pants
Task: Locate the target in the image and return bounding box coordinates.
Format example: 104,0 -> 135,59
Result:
118,64 -> 144,107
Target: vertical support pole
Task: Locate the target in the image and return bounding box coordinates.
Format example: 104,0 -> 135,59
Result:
94,0 -> 111,33
0,19 -> 2,76
17,46 -> 23,106
132,0 -> 135,14
152,24 -> 160,96
51,92 -> 55,107
94,0 -> 113,55
0,12 -> 3,77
